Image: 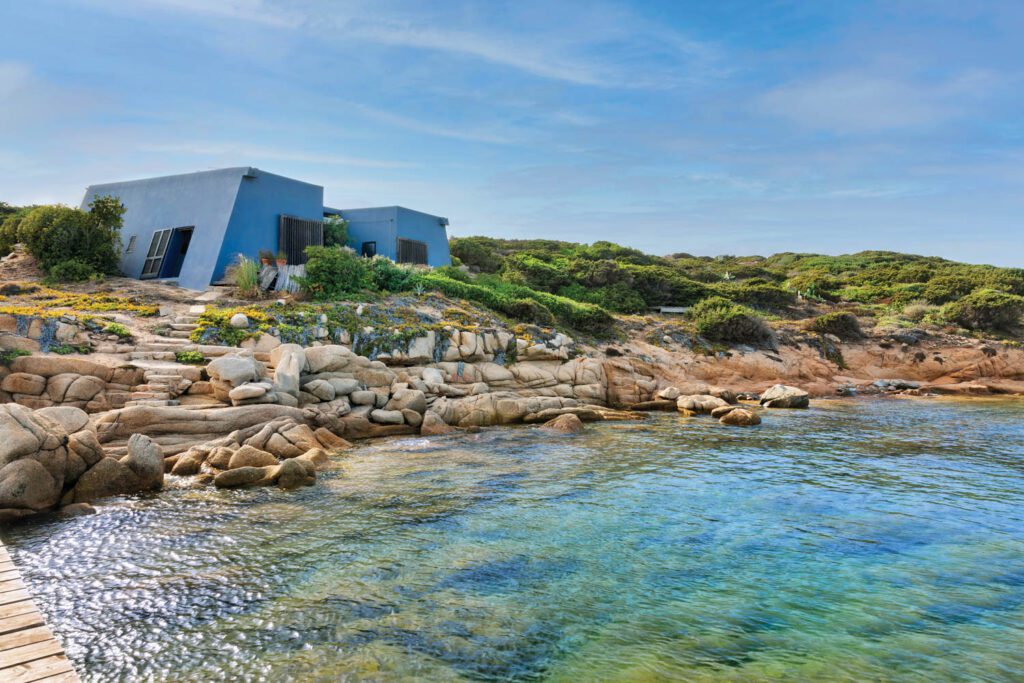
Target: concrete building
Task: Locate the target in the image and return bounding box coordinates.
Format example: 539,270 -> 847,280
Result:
80,167 -> 451,290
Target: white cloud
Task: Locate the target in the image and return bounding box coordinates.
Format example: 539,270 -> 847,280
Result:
135,142 -> 417,169
78,0 -> 304,28
759,69 -> 1000,133
353,105 -> 520,145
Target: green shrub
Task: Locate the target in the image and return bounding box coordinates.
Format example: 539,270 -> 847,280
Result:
46,258 -> 96,282
690,296 -> 773,345
228,254 -> 260,298
501,252 -> 572,291
808,311 -> 863,339
942,289 -> 1024,331
175,350 -> 206,364
621,264 -> 711,307
433,265 -> 470,282
323,215 -> 349,248
0,206 -> 36,257
718,282 -> 796,310
0,348 -> 31,366
368,256 -> 412,292
17,197 -> 123,274
298,246 -> 369,300
449,236 -> 503,273
104,322 -> 132,339
923,274 -> 982,304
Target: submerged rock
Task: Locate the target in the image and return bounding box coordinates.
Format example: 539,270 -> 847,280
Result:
420,411 -> 455,436
541,413 -> 585,434
719,408 -> 761,426
676,395 -> 729,414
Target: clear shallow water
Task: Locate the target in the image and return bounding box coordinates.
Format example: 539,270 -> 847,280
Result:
4,398 -> 1024,682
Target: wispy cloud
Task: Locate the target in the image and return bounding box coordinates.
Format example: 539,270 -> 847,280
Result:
78,0 -> 304,28
353,105 -> 519,145
759,68 -> 1001,133
135,142 -> 417,169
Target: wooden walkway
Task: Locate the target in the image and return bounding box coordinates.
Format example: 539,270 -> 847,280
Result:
0,543 -> 80,682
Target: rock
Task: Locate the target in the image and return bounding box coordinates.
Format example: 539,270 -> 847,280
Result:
421,367 -> 445,384
0,460 -> 60,511
121,434 -> 164,490
401,408 -> 423,427
214,466 -> 268,488
350,390 -> 376,406
305,345 -> 353,373
207,446 -> 236,469
296,448 -> 329,470
229,313 -> 250,328
676,395 -> 729,414
274,349 -> 303,398
59,502 -> 96,517
35,406 -> 90,435
656,386 -> 681,400
386,388 -> 426,414
720,408 -> 762,426
326,377 -> 359,396
313,428 -> 352,450
420,411 -> 454,436
228,383 -> 269,401
370,409 -> 404,425
275,458 -> 309,490
228,445 -> 278,469
171,451 -> 204,476
1,372 -> 45,396
207,354 -> 264,386
72,457 -> 139,503
759,384 -> 810,409
629,400 -> 677,412
710,405 -> 738,419
305,379 -> 336,402
10,355 -> 114,382
541,413 -> 585,434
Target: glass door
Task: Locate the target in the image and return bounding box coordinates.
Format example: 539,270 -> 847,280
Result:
141,229 -> 172,279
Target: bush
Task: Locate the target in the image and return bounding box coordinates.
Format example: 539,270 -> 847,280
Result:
501,252 -> 572,291
621,264 -> 711,307
16,197 -> 123,274
46,258 -> 96,282
902,300 -> 938,323
104,322 -> 132,339
719,282 -> 797,310
449,236 -> 503,273
323,215 -> 349,248
0,348 -> 31,366
368,256 -> 412,292
433,265 -> 470,282
228,255 -> 260,298
297,246 -> 369,300
808,311 -> 862,339
175,350 -> 206,364
690,296 -> 774,345
942,289 -> 1024,331
923,274 -> 982,304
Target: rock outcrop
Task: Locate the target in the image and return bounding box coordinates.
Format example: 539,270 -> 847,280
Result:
759,385 -> 810,409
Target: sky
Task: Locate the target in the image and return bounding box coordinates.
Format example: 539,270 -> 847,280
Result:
1,0 -> 1022,265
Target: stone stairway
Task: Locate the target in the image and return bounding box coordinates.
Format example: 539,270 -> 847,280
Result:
123,364 -> 200,408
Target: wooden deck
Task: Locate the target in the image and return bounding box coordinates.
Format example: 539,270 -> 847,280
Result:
0,543 -> 80,682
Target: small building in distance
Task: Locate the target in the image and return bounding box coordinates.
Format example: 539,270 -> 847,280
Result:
325,206 -> 451,268
80,167 -> 451,290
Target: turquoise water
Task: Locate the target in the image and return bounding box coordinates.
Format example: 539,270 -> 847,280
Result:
4,398 -> 1024,681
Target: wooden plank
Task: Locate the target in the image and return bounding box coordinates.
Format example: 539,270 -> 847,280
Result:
0,653 -> 75,683
0,561 -> 16,573
0,570 -> 22,582
0,626 -> 55,652
34,673 -> 79,683
0,590 -> 31,606
0,601 -> 37,620
0,579 -> 27,594
0,613 -> 44,635
0,638 -> 63,669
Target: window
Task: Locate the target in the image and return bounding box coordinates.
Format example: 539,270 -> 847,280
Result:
125,235 -> 137,254
141,229 -> 172,279
361,241 -> 377,258
278,215 -> 324,265
396,238 -> 427,265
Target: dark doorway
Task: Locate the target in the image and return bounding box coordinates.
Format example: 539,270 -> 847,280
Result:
158,227 -> 193,279
361,241 -> 377,258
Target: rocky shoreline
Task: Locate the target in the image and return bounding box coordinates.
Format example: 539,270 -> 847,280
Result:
1,304 -> 1023,522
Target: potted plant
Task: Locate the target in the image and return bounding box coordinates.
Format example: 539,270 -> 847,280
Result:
258,249 -> 274,266
276,250 -> 288,267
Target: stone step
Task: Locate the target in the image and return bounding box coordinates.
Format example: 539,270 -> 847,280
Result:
137,340 -> 192,350
170,323 -> 198,331
143,373 -> 195,383
129,352 -> 177,361
173,316 -> 200,325
123,399 -> 179,408
167,330 -> 195,339
129,391 -> 172,400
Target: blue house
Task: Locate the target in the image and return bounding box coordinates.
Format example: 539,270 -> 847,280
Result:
80,167 -> 451,291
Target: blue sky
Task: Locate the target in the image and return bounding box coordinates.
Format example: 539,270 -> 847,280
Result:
1,1 -> 1022,265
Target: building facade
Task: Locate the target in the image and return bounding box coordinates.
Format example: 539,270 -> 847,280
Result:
80,167 -> 451,291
